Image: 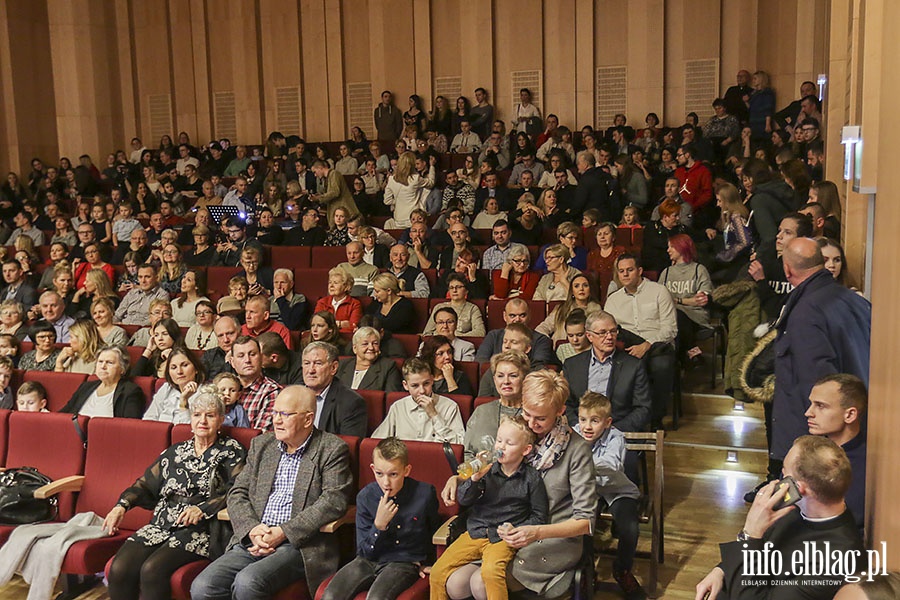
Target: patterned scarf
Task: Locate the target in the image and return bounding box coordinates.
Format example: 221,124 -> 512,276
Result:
528,416 -> 571,472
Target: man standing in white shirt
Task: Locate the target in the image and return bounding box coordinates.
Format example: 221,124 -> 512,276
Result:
604,254 -> 677,430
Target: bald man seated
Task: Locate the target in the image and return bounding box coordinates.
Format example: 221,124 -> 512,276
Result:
191,386 -> 354,599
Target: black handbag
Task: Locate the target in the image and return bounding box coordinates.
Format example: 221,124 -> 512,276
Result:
0,467 -> 58,525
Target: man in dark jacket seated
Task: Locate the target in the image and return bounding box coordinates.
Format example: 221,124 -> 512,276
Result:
696,435 -> 864,599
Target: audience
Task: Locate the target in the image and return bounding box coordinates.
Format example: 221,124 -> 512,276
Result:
301,341 -> 367,437
142,347 -> 207,424
114,264 -> 170,325
61,346 -> 145,418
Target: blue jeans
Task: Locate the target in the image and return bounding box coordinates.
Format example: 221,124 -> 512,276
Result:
190,543 -> 305,600
320,556 -> 420,600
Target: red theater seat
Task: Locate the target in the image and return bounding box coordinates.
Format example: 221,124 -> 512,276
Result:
23,371 -> 89,413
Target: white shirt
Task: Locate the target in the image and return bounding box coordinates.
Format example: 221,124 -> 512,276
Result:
313,384 -> 331,428
143,383 -> 191,424
372,394 -> 465,444
604,278 -> 678,345
80,389 -> 115,418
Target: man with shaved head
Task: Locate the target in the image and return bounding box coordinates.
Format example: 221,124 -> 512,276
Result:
770,238 -> 871,472
191,385 -> 353,599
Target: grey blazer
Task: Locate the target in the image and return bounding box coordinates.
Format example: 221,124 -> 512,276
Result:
509,433 -> 597,595
336,356 -> 404,394
226,429 -> 353,593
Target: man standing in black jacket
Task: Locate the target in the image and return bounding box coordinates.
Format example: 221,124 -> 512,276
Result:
570,151 -> 612,222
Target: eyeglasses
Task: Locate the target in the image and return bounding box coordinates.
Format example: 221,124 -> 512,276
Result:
588,329 -> 618,338
435,320 -> 457,326
510,258 -> 529,264
196,309 -> 214,316
272,410 -> 313,420
447,284 -> 466,291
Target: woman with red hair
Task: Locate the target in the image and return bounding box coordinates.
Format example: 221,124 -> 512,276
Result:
641,198 -> 692,272
659,233 -> 713,361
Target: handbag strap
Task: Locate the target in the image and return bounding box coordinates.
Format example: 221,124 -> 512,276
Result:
71,415 -> 87,449
442,442 -> 459,472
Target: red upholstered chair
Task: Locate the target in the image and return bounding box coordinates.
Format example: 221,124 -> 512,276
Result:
22,371 -> 89,413
392,334 -> 421,358
311,246 -> 350,269
297,268 -> 334,301
314,438 -> 463,600
474,395 -> 498,410
456,361 -> 480,395
615,227 -> 633,247
36,418 -> 172,581
356,389 -> 385,435
206,266 -> 242,296
0,409 -> 9,467
385,392 -> 473,425
270,245 -> 311,270
125,344 -> 145,368
0,412 -> 89,545
409,298 -> 430,332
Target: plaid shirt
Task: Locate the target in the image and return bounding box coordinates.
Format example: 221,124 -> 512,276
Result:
241,376 -> 283,431
260,436 -> 312,526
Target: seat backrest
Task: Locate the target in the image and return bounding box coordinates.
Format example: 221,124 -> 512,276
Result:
624,430 -> 664,503
392,334 -> 421,359
356,389 -> 385,435
474,396 -> 498,410
7,412 -> 89,520
310,246 -> 349,269
207,266 -> 242,296
170,423 -> 261,445
77,418 -> 172,531
457,361 -> 480,393
385,392 -> 472,425
0,409 -> 8,466
615,227 -> 633,247
359,437 -> 460,521
130,376 -> 156,408
23,371 -> 89,413
270,245 -> 311,270
297,268 -> 333,300
337,435 -> 361,490
409,298 -> 430,332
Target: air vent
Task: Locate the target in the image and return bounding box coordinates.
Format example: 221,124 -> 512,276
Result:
148,94 -> 173,146
511,70 -> 542,113
685,59 -> 719,120
347,82 -> 374,135
434,76 -> 463,101
275,86 -> 302,135
213,91 -> 237,140
596,66 -> 627,128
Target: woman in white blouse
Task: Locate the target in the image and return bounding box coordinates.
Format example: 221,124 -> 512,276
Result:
143,348 -> 206,424
383,152 -> 435,228
533,244 -> 581,302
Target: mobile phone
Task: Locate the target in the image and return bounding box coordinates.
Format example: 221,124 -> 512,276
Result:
772,476 -> 802,510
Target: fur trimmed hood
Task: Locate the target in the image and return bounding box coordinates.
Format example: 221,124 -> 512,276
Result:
740,328 -> 777,403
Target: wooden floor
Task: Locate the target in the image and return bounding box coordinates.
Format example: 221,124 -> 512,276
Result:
0,359 -> 767,600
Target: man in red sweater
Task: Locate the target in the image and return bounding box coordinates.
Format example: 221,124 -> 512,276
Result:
674,144 -> 714,229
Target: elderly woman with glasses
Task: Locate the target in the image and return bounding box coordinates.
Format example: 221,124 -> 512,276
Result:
336,326 -> 403,393
533,221 -> 588,272
104,388 -> 246,600
490,245 -> 540,301
533,244 -> 581,302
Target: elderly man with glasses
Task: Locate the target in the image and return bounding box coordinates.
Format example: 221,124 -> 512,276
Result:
562,310 -> 651,433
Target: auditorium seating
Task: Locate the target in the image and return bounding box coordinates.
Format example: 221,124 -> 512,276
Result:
22,371 -> 88,412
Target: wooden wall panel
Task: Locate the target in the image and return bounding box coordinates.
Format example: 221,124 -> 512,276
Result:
542,0 -> 576,126
0,0 -> 834,170
493,0 -> 543,122
0,1 -> 59,173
